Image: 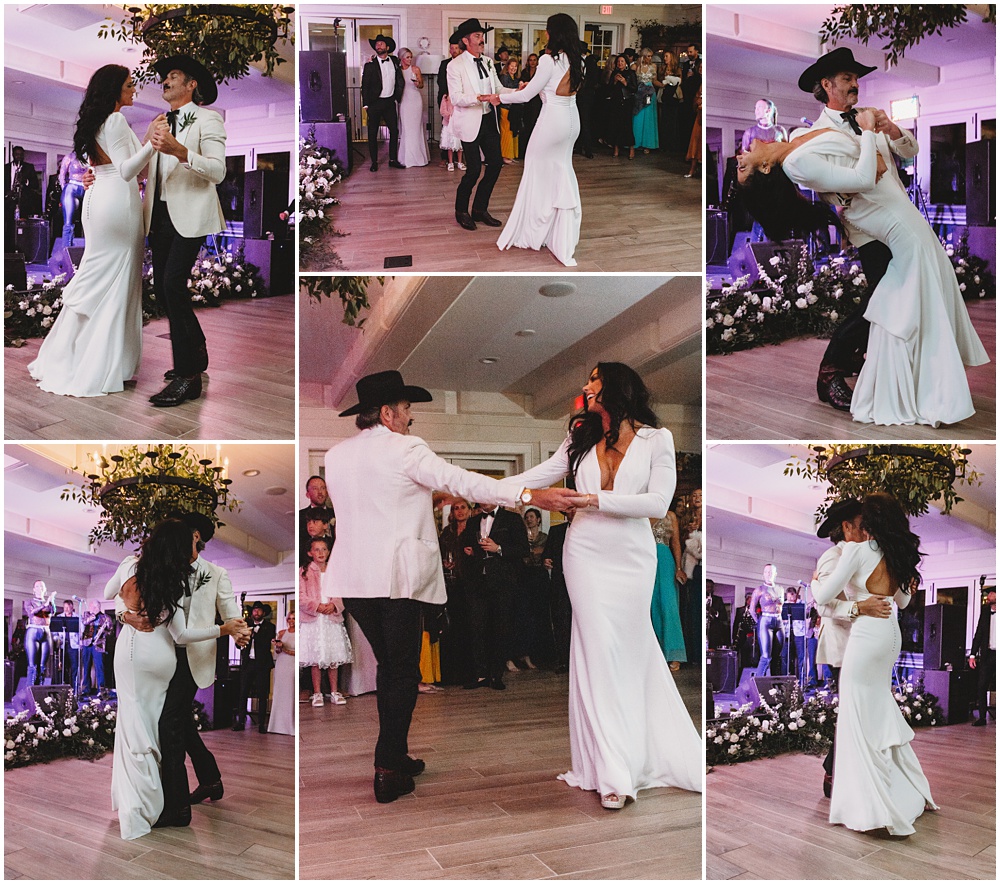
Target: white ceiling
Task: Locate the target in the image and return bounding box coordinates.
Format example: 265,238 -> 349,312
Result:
4,3 -> 295,116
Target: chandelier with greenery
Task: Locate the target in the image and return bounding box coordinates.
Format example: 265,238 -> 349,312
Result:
785,444 -> 979,518
61,444 -> 241,547
100,4 -> 294,86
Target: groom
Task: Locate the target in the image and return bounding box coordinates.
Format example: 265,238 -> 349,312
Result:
793,47 -> 919,411
145,55 -> 227,408
447,18 -> 516,231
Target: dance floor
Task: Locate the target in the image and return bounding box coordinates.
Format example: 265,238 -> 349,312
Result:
706,299 -> 996,440
3,727 -> 294,880
707,722 -> 996,880
305,147 -> 702,273
4,294 -> 295,441
300,667 -> 703,880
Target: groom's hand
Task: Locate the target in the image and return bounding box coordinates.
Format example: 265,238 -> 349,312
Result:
123,610 -> 154,632
82,168 -> 95,191
151,126 -> 188,163
145,114 -> 168,143
872,108 -> 902,141
857,596 -> 892,619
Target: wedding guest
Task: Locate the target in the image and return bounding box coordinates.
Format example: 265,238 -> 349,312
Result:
518,53 -> 542,157
439,499 -> 474,684
397,48 -> 428,168
632,48 -> 662,153
299,475 -> 335,564
651,510 -> 686,670
437,35 -> 465,172
510,507 -> 550,670
234,602 -> 276,732
543,513 -> 573,674
606,55 -> 637,159
499,58 -> 522,164
658,51 -> 682,151
969,589 -> 996,726
684,86 -> 702,179
299,536 -> 351,706
268,612 -> 296,735
679,489 -> 703,660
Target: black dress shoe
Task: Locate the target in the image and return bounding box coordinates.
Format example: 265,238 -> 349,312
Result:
972,717 -> 987,726
399,756 -> 426,776
153,807 -> 192,828
373,768 -> 415,803
232,717 -> 246,731
472,210 -> 502,227
455,211 -> 477,231
190,780 -> 224,803
816,370 -> 852,411
150,374 -> 202,407
822,773 -> 833,798
490,677 -> 506,691
370,161 -> 379,172
388,160 -> 405,169
463,677 -> 489,689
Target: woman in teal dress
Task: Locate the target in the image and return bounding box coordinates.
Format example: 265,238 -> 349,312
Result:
650,509 -> 686,669
632,50 -> 662,152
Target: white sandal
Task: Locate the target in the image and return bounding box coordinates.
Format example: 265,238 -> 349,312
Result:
600,792 -> 626,810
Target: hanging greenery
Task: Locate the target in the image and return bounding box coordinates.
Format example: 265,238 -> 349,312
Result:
819,5 -> 994,67
785,444 -> 980,519
301,276 -> 385,328
631,18 -> 700,51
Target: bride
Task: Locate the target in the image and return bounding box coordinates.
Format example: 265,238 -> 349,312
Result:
737,110 -> 989,427
510,362 -> 703,809
811,493 -> 936,835
108,519 -> 246,839
28,64 -> 157,398
482,14 -> 583,267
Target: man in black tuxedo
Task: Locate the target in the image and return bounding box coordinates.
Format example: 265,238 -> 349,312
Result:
542,514 -> 572,673
361,34 -> 405,172
5,146 -> 40,249
235,601 -> 276,733
299,475 -> 335,565
706,579 -> 730,649
436,33 -> 462,164
574,42 -> 599,159
969,589 -> 996,726
461,503 -> 529,689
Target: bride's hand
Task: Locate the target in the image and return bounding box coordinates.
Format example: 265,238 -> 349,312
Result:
528,487 -> 584,513
145,114 -> 168,143
855,108 -> 876,132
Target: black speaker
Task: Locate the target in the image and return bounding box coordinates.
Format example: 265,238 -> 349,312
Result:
706,209 -> 729,266
5,252 -> 27,290
923,668 -> 973,724
243,170 -> 288,240
4,661 -> 14,702
301,121 -> 352,172
243,238 -> 294,296
706,648 -> 739,694
966,140 -> 995,226
214,668 -> 240,729
12,683 -> 71,716
728,237 -> 806,284
300,51 -> 349,122
15,217 -> 49,264
923,603 -> 966,671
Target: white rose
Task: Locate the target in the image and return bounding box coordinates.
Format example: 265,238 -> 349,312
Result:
721,328 -> 734,341
795,298 -> 808,309
769,255 -> 781,266
706,318 -> 715,329
729,733 -> 739,743
714,735 -> 724,744
722,314 -> 735,327
960,283 -> 967,291
807,293 -> 817,304
728,745 -> 739,755
4,740 -> 13,750
829,311 -> 838,321
761,296 -> 772,310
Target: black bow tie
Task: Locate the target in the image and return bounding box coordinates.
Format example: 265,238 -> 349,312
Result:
380,56 -> 392,62
166,109 -> 178,135
840,109 -> 862,135
475,57 -> 488,78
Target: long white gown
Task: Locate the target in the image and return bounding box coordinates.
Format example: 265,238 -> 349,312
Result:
509,428 -> 703,799
783,129 -> 989,426
111,560 -> 221,841
397,68 -> 429,168
268,629 -> 296,735
812,540 -> 936,835
28,112 -> 152,397
498,52 -> 581,267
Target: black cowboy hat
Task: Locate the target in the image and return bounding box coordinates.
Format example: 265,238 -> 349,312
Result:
798,47 -> 877,93
167,509 -> 216,543
250,600 -> 272,617
452,18 -> 494,43
339,370 -> 433,417
495,44 -> 511,56
369,34 -> 397,54
152,54 -> 218,106
448,31 -> 462,46
816,498 -> 863,538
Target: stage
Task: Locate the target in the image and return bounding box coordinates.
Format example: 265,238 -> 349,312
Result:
300,667 -> 703,880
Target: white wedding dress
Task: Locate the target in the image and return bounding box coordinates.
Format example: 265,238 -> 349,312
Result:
111,559 -> 221,840
397,69 -> 428,168
783,129 -> 989,426
510,428 -> 702,799
498,52 -> 581,266
812,541 -> 936,835
28,112 -> 151,397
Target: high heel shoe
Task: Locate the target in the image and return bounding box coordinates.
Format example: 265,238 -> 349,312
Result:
601,792 -> 626,810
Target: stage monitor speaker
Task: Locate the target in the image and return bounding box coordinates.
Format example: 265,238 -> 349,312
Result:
300,51 -> 348,122
12,683 -> 71,716
923,668 -> 973,724
15,218 -> 49,264
243,170 -> 288,240
243,238 -> 293,296
728,237 -> 806,284
923,603 -> 966,671
301,121 -> 352,173
5,252 -> 27,290
967,140 -> 996,226
707,648 -> 739,694
706,209 -> 729,267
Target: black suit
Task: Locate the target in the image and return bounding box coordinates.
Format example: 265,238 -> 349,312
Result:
361,54 -> 405,165
461,508 -> 529,682
5,159 -> 40,249
575,54 -> 600,157
236,617 -> 276,731
707,593 -> 730,649
299,504 -> 335,566
542,522 -> 572,669
970,602 -> 996,721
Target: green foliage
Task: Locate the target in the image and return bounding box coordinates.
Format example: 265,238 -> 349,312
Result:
301,276 -> 385,329
4,691 -> 117,770
630,18 -> 700,51
4,275 -> 67,347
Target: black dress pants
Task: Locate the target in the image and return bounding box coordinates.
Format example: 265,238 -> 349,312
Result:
150,200 -> 208,377
819,239 -> 893,375
159,648 -> 222,820
367,97 -> 399,164
822,664 -> 841,776
343,596 -> 422,769
456,107 -> 502,214
976,648 -> 996,719
467,571 -> 513,681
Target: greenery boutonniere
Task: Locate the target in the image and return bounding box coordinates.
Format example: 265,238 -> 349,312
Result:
178,111 -> 196,133
188,565 -> 212,593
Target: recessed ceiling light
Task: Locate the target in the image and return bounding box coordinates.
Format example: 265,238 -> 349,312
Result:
539,282 -> 575,298
243,469 -> 260,477
514,329 -> 536,337
479,357 -> 499,365
265,486 -> 287,496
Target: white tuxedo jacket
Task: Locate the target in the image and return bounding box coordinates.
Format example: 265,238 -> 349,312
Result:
791,106 -> 917,248
143,103 -> 227,239
446,52 -> 514,143
812,541 -> 854,668
324,425 -> 524,605
106,554 -> 241,689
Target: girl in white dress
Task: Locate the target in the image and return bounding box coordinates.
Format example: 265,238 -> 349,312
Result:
811,493 -> 936,835
299,537 -> 352,706
737,110 -> 989,427
508,362 -> 703,810
28,64 -> 155,397
397,49 -> 429,168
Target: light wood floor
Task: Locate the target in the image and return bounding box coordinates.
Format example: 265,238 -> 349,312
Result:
300,667 -> 703,880
4,295 -> 295,441
706,299 -> 996,440
4,728 -> 295,880
707,722 -> 996,880
308,148 -> 702,273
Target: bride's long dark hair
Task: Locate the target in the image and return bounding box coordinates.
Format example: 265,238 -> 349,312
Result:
566,362 -> 659,479
545,13 -> 583,93
860,492 -> 923,590
738,163 -> 843,242
73,64 -> 130,163
133,519 -> 195,627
